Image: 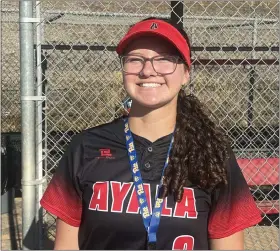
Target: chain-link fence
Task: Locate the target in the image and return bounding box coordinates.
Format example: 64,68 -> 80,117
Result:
2,0 -> 21,133
1,0 -> 279,250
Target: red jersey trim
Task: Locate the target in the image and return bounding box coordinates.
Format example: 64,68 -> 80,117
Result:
40,199 -> 81,227
208,214 -> 262,239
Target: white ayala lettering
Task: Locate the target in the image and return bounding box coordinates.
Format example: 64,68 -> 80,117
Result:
88,181 -> 198,218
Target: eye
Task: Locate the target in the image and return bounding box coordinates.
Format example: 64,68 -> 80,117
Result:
154,56 -> 176,63
124,56 -> 143,63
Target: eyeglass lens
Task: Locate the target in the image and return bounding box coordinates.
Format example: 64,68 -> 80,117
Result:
121,55 -> 178,74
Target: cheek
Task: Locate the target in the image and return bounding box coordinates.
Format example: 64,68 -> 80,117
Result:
166,71 -> 185,89
122,74 -> 137,91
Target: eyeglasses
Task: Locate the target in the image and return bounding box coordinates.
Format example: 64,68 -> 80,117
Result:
120,55 -> 182,75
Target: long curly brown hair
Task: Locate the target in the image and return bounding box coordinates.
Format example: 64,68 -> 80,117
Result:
163,90 -> 230,202
139,17 -> 230,202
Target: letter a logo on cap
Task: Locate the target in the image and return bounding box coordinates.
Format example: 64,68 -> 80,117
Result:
150,22 -> 158,30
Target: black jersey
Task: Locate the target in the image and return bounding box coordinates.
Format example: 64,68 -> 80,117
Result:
41,117 -> 261,250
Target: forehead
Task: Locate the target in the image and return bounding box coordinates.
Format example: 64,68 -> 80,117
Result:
124,35 -> 179,55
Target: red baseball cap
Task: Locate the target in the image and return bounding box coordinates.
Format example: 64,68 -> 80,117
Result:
116,19 -> 191,67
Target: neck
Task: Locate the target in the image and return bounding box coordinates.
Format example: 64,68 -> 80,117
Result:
128,100 -> 177,142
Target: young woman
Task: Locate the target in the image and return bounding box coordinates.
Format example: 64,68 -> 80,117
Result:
40,17 -> 262,250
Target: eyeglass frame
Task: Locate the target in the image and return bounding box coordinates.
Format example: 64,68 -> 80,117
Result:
119,54 -> 185,75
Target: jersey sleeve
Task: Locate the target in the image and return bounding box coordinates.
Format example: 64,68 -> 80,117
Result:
208,147 -> 262,239
40,135 -> 83,227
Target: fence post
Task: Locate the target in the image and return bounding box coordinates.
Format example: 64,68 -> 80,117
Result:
35,1 -> 44,249
19,0 -> 37,249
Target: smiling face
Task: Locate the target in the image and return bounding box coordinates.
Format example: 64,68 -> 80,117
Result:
122,35 -> 189,109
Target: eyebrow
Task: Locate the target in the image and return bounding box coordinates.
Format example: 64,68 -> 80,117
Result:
126,52 -> 174,56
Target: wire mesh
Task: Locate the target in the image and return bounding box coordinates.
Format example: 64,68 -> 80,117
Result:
1,0 -> 21,133
1,0 -> 279,250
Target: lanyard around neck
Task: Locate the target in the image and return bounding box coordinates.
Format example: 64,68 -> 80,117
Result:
124,118 -> 174,249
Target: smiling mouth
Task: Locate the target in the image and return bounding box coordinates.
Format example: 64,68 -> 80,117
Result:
138,83 -> 163,88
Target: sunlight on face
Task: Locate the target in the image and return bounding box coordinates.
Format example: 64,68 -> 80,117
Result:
122,35 -> 189,109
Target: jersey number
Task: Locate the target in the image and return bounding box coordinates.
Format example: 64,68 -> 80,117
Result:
172,235 -> 194,250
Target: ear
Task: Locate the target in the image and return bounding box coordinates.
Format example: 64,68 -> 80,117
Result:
182,68 -> 190,86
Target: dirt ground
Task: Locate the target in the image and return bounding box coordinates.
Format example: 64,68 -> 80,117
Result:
1,198 -> 54,250
1,197 -> 279,250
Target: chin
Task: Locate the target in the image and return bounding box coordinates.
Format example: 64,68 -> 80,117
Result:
135,99 -> 169,110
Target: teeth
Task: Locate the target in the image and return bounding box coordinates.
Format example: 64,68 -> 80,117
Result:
140,83 -> 161,88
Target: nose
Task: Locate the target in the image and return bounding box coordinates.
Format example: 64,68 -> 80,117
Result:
140,59 -> 157,77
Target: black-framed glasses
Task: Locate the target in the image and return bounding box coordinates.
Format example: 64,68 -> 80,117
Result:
120,55 -> 182,75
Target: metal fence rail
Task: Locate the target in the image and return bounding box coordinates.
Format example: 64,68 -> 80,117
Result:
1,0 -> 279,249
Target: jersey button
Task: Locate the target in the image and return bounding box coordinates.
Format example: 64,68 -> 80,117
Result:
144,162 -> 151,170
147,147 -> 153,152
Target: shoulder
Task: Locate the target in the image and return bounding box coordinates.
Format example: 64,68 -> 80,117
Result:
224,145 -> 243,177
69,117 -> 125,149
84,117 -> 124,137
